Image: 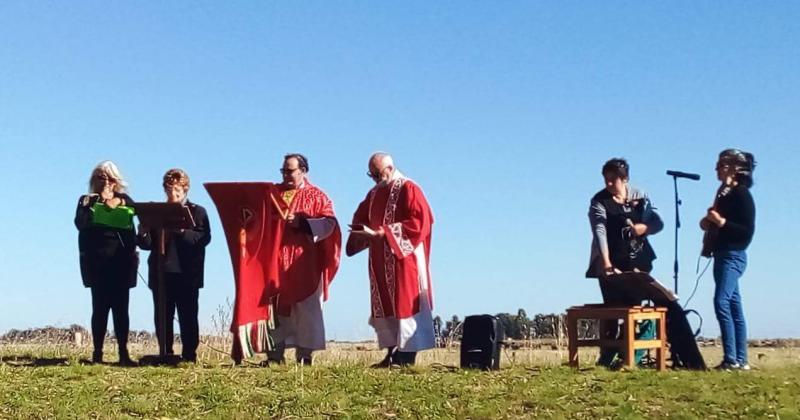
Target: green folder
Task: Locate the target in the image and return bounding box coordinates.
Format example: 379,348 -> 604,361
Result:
91,203 -> 135,230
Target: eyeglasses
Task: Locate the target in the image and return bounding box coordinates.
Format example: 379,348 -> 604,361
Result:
366,171 -> 380,180
93,173 -> 116,183
280,167 -> 301,175
715,164 -> 730,171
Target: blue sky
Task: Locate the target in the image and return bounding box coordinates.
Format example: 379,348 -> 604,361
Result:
1,2 -> 798,340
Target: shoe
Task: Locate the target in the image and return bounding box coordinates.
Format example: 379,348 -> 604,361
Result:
370,349 -> 394,369
737,363 -> 752,371
391,351 -> 417,367
714,361 -> 740,371
91,351 -> 103,364
182,354 -> 197,363
298,357 -> 312,366
118,351 -> 137,367
370,354 -> 392,368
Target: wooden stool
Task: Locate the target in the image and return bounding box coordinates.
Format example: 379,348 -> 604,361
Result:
566,304 -> 668,371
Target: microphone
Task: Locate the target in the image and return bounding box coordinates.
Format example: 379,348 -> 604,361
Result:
666,170 -> 700,181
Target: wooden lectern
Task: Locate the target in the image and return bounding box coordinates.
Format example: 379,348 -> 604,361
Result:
135,202 -> 195,366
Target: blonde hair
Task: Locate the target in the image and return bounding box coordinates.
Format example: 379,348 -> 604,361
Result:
163,168 -> 190,192
88,160 -> 128,194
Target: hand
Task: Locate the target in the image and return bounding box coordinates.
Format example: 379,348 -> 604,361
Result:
286,213 -> 300,228
603,265 -> 622,277
631,223 -> 648,237
104,197 -> 122,209
699,217 -> 711,231
706,209 -> 726,228
348,224 -> 383,238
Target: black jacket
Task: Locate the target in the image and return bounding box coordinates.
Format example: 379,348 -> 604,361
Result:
137,201 -> 211,289
74,193 -> 138,288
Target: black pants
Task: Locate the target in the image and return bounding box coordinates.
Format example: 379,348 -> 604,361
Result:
91,282 -> 130,355
152,273 -> 200,360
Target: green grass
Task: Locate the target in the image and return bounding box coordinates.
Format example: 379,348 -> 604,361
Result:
1,346 -> 800,419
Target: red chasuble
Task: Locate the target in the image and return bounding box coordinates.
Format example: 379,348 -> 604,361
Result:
352,175 -> 434,351
204,182 -> 283,361
273,182 -> 341,316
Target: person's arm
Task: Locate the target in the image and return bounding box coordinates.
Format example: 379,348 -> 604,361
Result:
640,196 -> 664,236
137,224 -> 153,250
74,194 -> 99,230
120,193 -> 135,208
177,205 -> 211,247
589,198 -> 614,271
346,194 -> 372,257
718,188 -> 755,241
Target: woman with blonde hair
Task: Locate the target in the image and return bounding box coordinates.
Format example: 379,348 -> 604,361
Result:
74,160 -> 138,365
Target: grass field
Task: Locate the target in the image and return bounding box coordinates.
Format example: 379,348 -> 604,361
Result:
1,343 -> 800,419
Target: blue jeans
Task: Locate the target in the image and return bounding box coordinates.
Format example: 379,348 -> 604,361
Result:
713,250 -> 748,365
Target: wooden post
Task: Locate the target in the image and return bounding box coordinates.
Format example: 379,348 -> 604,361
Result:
623,311 -> 635,368
658,310 -> 667,372
567,311 -> 579,368
157,228 -> 168,357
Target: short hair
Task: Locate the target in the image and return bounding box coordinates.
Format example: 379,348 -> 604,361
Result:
163,168 -> 190,192
369,152 -> 394,169
602,158 -> 629,180
89,160 -> 128,194
719,148 -> 756,188
284,153 -> 309,173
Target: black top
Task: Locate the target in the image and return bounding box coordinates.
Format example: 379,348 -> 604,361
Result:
74,193 -> 138,288
589,189 -> 659,274
714,184 -> 756,252
137,201 -> 211,289
74,193 -> 137,259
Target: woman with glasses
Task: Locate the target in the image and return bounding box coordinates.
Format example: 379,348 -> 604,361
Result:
700,149 -> 756,370
586,158 -> 664,367
74,160 -> 138,365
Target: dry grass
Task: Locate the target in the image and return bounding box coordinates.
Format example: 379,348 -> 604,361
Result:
4,339 -> 800,371
2,343 -> 800,418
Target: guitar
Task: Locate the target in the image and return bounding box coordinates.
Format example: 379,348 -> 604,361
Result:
700,185 -> 731,257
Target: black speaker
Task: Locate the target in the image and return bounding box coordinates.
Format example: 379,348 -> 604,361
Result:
460,314 -> 504,370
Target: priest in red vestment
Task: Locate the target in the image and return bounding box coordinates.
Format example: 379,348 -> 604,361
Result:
346,153 -> 435,367
267,153 -> 341,366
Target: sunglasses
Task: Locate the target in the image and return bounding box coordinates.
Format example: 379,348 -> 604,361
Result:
280,167 -> 302,175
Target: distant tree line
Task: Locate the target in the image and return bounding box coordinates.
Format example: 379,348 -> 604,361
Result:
433,309 -> 593,346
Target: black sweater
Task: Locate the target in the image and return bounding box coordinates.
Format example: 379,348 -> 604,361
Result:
714,185 -> 756,252
137,201 -> 211,289
74,193 -> 138,288
75,193 -> 137,259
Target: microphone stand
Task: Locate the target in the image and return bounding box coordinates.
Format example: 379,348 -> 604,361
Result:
670,175 -> 682,295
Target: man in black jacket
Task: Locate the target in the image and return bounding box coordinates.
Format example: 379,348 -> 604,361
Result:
138,169 -> 211,362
